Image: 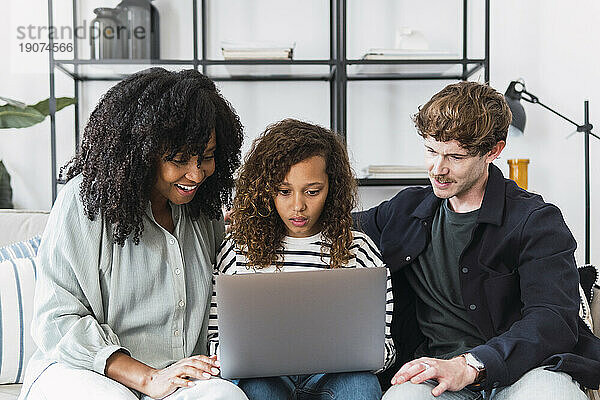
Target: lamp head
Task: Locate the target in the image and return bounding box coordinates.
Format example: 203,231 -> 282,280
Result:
505,80 -> 526,135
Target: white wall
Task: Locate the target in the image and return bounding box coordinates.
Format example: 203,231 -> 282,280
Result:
1,0 -> 598,263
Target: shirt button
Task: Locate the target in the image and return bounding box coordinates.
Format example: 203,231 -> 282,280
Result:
169,238 -> 175,245
174,330 -> 180,336
405,256 -> 411,262
469,304 -> 477,310
462,267 -> 469,273
175,268 -> 181,275
178,300 -> 185,308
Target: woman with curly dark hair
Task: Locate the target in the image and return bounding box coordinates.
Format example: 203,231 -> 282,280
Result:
20,68 -> 249,400
207,119 -> 396,399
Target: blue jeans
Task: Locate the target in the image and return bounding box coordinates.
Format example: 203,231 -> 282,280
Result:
237,372 -> 381,400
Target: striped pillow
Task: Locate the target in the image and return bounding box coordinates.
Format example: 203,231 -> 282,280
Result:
0,236 -> 41,262
0,256 -> 37,384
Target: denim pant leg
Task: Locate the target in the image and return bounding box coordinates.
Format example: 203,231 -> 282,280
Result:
237,376 -> 295,400
382,380 -> 482,400
489,366 -> 588,400
296,372 -> 382,400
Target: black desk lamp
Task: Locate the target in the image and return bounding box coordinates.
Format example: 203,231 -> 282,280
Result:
504,79 -> 598,264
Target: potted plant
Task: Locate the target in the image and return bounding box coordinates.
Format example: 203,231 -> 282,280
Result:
0,96 -> 75,208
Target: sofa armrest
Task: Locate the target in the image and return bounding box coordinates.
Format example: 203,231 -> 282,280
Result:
592,286 -> 600,337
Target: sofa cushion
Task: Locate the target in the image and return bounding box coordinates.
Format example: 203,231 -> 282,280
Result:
579,265 -> 599,332
0,384 -> 22,400
0,257 -> 37,384
0,236 -> 41,263
0,210 -> 48,248
580,264 -> 599,305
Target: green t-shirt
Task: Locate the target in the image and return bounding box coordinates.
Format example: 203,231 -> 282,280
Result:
405,199 -> 486,359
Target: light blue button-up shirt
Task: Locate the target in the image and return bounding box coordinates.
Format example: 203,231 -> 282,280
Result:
20,174 -> 224,398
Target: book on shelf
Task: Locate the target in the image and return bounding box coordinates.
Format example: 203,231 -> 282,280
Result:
362,49 -> 456,60
221,41 -> 295,60
363,165 -> 429,179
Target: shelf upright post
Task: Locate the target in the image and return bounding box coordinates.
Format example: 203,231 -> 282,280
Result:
340,0 -> 347,138
72,0 -> 80,150
584,100 -> 591,264
330,0 -> 337,132
462,0 -> 467,80
200,0 -> 207,75
48,0 -> 58,204
484,0 -> 490,82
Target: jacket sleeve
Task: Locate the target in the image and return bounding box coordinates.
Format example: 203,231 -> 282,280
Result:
31,183 -> 129,375
352,197 -> 395,246
469,205 -> 579,390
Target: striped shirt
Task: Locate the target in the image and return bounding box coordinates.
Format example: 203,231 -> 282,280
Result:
207,230 -> 396,372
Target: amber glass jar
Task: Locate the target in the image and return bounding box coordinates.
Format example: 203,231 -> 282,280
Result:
507,159 -> 529,190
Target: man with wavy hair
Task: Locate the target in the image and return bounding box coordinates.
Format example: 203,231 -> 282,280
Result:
355,81 -> 600,399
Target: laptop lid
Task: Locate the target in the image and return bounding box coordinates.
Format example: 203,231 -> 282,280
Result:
216,267 -> 387,379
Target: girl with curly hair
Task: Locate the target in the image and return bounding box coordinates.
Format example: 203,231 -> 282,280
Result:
207,119 -> 395,400
20,68 -> 250,400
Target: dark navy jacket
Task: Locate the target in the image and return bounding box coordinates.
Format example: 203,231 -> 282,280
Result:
355,164 -> 600,390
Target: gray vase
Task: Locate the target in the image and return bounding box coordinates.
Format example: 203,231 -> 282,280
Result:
116,0 -> 160,59
90,7 -> 128,59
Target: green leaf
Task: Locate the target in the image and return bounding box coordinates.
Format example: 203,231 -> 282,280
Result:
0,97 -> 75,129
0,104 -> 46,129
31,97 -> 76,116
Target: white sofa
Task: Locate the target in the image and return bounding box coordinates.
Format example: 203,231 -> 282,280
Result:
1,209 -> 599,399
0,210 -> 49,400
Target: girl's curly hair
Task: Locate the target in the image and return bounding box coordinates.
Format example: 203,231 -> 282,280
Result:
230,119 -> 357,269
60,68 -> 243,245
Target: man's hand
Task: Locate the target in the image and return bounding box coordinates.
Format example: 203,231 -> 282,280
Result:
143,355 -> 220,399
390,356 -> 478,397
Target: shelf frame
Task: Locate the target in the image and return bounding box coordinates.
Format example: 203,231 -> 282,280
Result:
47,0 -> 490,201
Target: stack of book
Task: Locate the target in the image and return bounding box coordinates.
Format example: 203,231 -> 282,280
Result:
364,165 -> 429,179
359,49 -> 457,75
221,42 -> 295,60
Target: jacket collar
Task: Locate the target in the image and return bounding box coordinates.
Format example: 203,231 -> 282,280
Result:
411,163 -> 505,226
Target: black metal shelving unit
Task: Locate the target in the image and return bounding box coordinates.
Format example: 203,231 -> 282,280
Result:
47,0 -> 489,202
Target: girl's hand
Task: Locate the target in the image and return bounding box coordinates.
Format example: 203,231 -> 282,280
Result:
143,355 -> 220,399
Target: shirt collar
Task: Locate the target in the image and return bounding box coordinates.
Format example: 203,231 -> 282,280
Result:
411,163 -> 505,226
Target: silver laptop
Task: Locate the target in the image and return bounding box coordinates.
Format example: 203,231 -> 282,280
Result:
216,267 -> 387,379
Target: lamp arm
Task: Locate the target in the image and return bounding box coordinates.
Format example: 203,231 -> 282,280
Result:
520,89 -> 599,140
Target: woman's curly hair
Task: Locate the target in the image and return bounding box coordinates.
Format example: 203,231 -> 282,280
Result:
230,119 -> 357,269
60,68 -> 243,245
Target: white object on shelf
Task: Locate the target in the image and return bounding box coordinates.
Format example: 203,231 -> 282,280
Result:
395,27 -> 429,50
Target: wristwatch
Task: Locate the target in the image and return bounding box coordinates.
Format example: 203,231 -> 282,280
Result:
461,353 -> 486,385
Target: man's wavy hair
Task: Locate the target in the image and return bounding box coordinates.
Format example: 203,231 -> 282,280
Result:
60,67 -> 243,245
230,119 -> 356,269
413,81 -> 512,156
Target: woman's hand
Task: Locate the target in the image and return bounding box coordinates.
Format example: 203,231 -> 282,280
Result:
105,352 -> 220,400
390,356 -> 477,397
143,355 -> 220,399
